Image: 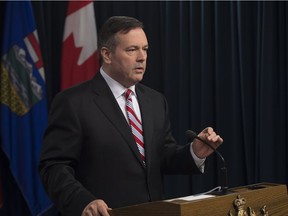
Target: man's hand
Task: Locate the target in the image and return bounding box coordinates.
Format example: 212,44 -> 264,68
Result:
81,199 -> 112,216
192,127 -> 223,159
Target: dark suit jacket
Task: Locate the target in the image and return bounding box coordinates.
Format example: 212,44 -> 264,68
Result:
39,72 -> 201,216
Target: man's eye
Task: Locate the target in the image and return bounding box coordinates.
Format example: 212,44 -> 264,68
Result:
127,48 -> 136,52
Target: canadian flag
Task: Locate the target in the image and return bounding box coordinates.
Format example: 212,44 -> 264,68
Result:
61,0 -> 99,90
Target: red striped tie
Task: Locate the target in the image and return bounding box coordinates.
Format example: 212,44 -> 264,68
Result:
125,89 -> 145,165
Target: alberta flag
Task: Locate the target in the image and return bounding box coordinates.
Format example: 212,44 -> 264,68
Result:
61,0 -> 99,90
0,1 -> 52,215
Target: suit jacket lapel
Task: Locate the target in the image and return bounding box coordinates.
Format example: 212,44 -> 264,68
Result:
91,73 -> 145,167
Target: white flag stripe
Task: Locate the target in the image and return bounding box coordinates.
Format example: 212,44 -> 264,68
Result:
38,67 -> 45,82
24,31 -> 45,82
63,2 -> 97,65
24,36 -> 39,64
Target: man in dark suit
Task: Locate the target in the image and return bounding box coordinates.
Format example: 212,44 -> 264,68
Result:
39,16 -> 223,216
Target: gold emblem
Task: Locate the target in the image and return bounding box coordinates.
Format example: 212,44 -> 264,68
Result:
228,195 -> 268,216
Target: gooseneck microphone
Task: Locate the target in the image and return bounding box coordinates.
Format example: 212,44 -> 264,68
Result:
186,130 -> 229,195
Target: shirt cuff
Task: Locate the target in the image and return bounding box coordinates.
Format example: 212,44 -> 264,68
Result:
190,142 -> 206,173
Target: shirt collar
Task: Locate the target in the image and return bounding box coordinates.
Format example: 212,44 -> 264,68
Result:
100,67 -> 136,99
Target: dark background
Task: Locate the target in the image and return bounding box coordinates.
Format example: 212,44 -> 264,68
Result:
1,1 -> 288,215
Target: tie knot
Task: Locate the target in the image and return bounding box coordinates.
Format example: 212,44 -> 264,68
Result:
125,89 -> 133,100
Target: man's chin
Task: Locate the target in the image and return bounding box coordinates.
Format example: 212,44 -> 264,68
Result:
127,77 -> 143,86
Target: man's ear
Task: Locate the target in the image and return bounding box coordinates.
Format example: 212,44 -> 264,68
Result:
101,47 -> 111,64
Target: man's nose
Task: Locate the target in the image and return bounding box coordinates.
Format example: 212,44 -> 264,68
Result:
137,49 -> 147,61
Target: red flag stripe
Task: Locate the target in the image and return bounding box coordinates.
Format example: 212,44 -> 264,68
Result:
26,32 -> 43,69
66,0 -> 92,16
61,0 -> 99,90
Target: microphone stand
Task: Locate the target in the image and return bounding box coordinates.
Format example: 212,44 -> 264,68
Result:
186,130 -> 230,195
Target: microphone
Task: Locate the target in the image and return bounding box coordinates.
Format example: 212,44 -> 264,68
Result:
186,130 -> 229,195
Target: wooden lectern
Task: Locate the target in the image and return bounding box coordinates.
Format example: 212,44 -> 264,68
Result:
109,183 -> 288,216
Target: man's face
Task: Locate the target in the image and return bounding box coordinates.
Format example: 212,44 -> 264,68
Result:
103,28 -> 148,87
